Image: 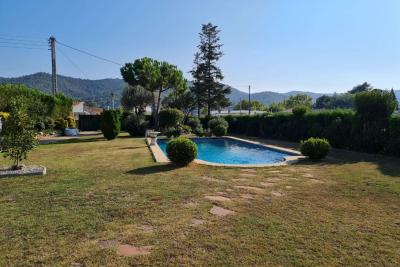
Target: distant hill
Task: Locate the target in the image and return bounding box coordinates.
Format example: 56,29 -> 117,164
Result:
2,72 -> 397,108
0,72 -> 125,108
229,88 -> 325,105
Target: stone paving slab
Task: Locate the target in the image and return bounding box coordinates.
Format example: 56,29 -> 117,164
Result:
0,165 -> 46,177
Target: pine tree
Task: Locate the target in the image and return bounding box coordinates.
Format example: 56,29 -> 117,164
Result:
191,23 -> 231,116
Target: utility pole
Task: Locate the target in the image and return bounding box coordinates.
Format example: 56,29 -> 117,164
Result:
48,36 -> 57,95
248,85 -> 251,115
239,98 -> 242,114
111,92 -> 115,110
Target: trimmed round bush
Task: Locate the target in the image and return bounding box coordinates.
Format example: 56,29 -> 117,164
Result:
100,110 -> 121,140
166,137 -> 197,166
212,124 -> 227,136
159,108 -> 184,128
123,114 -> 147,137
292,105 -> 309,117
300,137 -> 331,160
208,117 -> 228,130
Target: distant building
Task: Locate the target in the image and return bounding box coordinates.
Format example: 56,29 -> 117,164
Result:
72,101 -> 103,120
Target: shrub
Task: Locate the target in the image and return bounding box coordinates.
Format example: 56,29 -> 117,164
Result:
163,124 -> 191,138
55,118 -> 68,130
1,99 -> 38,169
44,117 -> 55,130
35,121 -> 45,131
208,117 -> 228,130
300,138 -> 331,160
65,116 -> 76,128
166,137 -> 197,165
100,110 -> 121,140
159,108 -> 184,128
353,89 -> 397,153
212,124 -> 227,136
0,112 -> 9,121
186,117 -> 204,136
123,114 -> 147,137
292,105 -> 309,117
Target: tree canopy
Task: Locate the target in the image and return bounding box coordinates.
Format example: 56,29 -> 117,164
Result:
120,85 -> 152,115
120,57 -> 186,127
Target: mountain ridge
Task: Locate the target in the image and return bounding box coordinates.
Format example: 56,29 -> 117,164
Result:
1,72 -> 398,107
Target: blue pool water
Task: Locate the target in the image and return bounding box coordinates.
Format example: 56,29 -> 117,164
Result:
157,138 -> 296,165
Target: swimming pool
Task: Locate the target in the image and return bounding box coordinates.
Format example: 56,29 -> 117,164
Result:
157,137 -> 299,165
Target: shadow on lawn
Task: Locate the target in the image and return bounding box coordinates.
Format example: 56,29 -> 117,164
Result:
295,149 -> 400,178
127,164 -> 179,175
40,137 -> 106,145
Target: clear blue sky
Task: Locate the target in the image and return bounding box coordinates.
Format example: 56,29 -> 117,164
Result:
0,0 -> 399,93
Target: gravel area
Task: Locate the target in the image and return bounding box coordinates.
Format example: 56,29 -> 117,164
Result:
0,165 -> 46,177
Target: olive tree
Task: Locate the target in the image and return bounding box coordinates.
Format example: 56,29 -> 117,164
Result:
1,99 -> 38,169
120,85 -> 152,115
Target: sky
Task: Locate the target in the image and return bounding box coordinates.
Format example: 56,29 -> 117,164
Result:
0,0 -> 399,93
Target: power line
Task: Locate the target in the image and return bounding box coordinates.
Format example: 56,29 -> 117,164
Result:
0,40 -> 47,47
0,45 -> 47,50
58,46 -> 89,79
56,40 -> 122,66
0,36 -> 47,44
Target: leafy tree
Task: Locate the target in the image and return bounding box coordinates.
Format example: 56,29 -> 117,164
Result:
191,23 -> 231,116
284,94 -> 313,108
159,108 -> 184,128
120,57 -> 186,128
233,100 -> 265,111
353,89 -> 397,153
266,103 -> 286,113
120,85 -> 152,115
1,99 -> 38,169
162,88 -> 197,119
348,82 -> 372,94
314,93 -> 354,109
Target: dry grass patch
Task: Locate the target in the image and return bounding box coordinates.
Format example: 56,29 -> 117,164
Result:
0,133 -> 399,266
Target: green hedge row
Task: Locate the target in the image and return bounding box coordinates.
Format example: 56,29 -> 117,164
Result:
223,110 -> 400,156
0,84 -> 72,119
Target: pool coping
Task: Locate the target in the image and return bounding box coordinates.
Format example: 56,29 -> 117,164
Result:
147,136 -> 306,167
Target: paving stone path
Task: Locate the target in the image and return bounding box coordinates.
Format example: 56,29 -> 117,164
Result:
189,218 -> 206,226
204,195 -> 232,202
234,185 -> 264,192
209,205 -> 235,217
117,244 -> 152,256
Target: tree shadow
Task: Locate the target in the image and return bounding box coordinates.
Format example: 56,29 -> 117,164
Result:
237,135 -> 400,178
39,137 -> 106,145
126,164 -> 179,175
293,148 -> 400,178
120,146 -> 145,150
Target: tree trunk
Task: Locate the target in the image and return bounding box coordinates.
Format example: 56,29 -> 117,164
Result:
154,89 -> 162,129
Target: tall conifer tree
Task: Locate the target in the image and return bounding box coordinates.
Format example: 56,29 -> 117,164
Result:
191,23 -> 230,116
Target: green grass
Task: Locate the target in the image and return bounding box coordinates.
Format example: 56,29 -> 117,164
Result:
0,133 -> 399,266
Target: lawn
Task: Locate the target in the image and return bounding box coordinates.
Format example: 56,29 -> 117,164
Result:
0,133 -> 399,266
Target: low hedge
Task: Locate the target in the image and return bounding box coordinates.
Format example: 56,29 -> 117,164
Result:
223,110 -> 400,156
